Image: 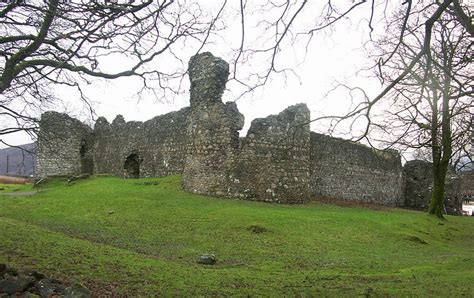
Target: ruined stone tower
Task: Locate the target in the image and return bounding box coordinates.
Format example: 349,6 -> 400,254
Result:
182,52 -> 311,203
182,53 -> 244,195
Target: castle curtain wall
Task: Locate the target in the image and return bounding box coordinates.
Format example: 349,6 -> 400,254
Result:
309,132 -> 405,206
38,52 -> 468,209
92,109 -> 189,178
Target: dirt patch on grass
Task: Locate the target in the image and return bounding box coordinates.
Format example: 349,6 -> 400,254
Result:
0,175 -> 30,184
247,225 -> 268,234
311,196 -> 392,210
84,279 -> 123,297
3,191 -> 36,197
403,235 -> 428,244
1,191 -> 37,197
134,181 -> 160,186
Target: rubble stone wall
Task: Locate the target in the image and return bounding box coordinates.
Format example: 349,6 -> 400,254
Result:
460,170 -> 474,197
182,53 -> 244,195
182,53 -> 310,203
309,132 -> 404,206
403,160 -> 464,215
36,111 -> 93,177
92,108 -> 189,178
403,160 -> 433,210
38,52 -> 469,208
228,104 -> 311,203
182,100 -> 244,195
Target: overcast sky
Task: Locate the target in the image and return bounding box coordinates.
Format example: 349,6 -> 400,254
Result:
1,1 -> 385,149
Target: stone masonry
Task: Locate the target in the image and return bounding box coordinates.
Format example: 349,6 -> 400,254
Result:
310,133 -> 404,205
35,52 -> 470,208
182,53 -> 311,203
36,111 -> 93,177
92,109 -> 189,178
183,53 -> 244,196
403,160 -> 467,215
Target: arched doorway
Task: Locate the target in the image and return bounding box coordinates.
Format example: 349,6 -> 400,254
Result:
124,153 -> 140,178
79,139 -> 93,174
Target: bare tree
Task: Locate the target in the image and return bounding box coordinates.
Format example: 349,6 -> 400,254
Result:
369,10 -> 472,218
225,1 -> 472,99
1,0 -> 223,138
2,0 -> 471,134
225,0 -> 472,218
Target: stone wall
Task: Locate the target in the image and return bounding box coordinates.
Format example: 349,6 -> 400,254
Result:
228,104 -> 310,203
182,100 -> 244,194
182,52 -> 310,203
93,108 -> 189,178
309,133 -> 404,206
459,170 -> 474,197
183,103 -> 310,204
403,160 -> 432,210
39,51 -> 469,209
188,52 -> 229,108
403,160 -> 463,215
36,111 -> 93,177
182,53 -> 244,194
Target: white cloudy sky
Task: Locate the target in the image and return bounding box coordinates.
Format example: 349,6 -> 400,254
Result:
2,1 -> 387,149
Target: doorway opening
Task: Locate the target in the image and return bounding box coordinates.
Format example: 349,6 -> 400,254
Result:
79,139 -> 93,174
124,153 -> 140,178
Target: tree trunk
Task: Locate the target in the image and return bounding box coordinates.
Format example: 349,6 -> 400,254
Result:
428,163 -> 447,218
428,41 -> 453,220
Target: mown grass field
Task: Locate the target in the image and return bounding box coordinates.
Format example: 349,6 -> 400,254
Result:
0,176 -> 473,296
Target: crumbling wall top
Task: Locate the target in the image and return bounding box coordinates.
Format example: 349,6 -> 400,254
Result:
94,116 -> 110,133
40,111 -> 91,133
247,104 -> 310,138
189,52 -> 229,107
111,115 -> 126,127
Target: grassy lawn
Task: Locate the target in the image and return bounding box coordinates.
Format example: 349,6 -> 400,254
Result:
0,183 -> 33,193
0,175 -> 472,296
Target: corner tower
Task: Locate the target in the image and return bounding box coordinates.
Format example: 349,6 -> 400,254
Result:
36,111 -> 93,177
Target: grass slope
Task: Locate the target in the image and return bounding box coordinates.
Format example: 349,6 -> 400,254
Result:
0,176 -> 473,296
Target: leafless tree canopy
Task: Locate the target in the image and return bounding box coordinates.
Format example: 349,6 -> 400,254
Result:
370,5 -> 472,147
226,1 -> 472,99
0,0 -> 221,139
0,0 -> 472,145
220,0 -> 471,218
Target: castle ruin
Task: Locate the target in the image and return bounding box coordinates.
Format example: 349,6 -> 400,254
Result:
36,52 -> 471,213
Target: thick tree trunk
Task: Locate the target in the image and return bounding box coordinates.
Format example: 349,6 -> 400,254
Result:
428,163 -> 447,218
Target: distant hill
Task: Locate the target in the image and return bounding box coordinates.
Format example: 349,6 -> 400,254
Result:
0,143 -> 36,176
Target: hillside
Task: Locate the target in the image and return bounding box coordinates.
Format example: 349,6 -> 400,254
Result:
0,175 -> 473,296
0,143 -> 36,176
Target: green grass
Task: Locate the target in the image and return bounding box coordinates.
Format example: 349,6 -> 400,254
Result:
0,183 -> 34,193
0,175 -> 472,296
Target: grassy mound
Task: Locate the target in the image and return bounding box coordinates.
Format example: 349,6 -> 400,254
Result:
0,176 -> 472,296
